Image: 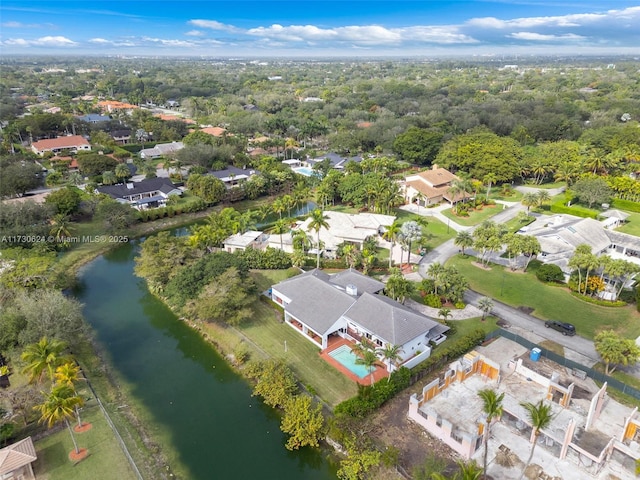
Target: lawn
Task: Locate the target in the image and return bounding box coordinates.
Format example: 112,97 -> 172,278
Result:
33,406 -> 136,480
395,210 -> 456,249
445,316 -> 499,342
616,211 -> 640,237
447,255 -> 640,340
440,204 -> 504,227
199,268 -> 358,407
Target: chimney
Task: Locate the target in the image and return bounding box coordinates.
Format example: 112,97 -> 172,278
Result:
345,284 -> 358,296
432,164 -> 439,170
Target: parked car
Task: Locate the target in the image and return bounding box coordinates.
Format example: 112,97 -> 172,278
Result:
544,320 -> 576,336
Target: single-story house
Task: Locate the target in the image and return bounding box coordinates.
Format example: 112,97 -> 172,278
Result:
97,177 -> 181,210
31,135 -> 91,156
223,230 -> 268,253
271,269 -> 448,370
307,153 -> 362,170
297,211 -> 395,256
403,165 -> 468,206
600,209 -> 630,229
210,166 -> 258,189
139,142 -> 184,159
200,126 -> 227,138
0,436 -> 37,480
282,159 -> 302,168
77,113 -> 110,124
97,100 -> 138,113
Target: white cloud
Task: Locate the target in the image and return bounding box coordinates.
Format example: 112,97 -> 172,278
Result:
142,37 -> 197,48
3,36 -> 77,47
185,30 -> 205,37
1,21 -> 55,29
188,19 -> 238,32
508,32 -> 585,41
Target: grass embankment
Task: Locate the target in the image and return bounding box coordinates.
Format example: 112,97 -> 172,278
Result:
440,204 -> 504,227
447,255 -> 640,340
195,268 -> 358,407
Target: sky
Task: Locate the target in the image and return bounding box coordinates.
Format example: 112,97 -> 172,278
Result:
0,1 -> 639,57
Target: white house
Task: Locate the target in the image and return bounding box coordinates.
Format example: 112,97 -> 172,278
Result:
139,141 -> 184,159
223,230 -> 268,253
271,269 -> 448,371
31,135 -> 91,156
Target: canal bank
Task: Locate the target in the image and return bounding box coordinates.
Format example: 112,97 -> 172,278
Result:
76,241 -> 337,479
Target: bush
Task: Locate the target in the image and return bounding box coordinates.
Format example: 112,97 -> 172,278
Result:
237,247 -> 292,269
618,288 -> 636,305
535,264 -> 565,283
550,200 -> 598,219
233,342 -> 250,365
454,301 -> 465,309
423,294 -> 442,308
569,291 -> 626,307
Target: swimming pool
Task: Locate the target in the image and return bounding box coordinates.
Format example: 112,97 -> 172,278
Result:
328,345 -> 370,378
293,167 -> 318,177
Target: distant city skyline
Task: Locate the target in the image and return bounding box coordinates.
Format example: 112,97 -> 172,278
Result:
1,1 -> 639,57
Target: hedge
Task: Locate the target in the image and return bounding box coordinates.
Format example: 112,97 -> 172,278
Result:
569,291 -> 626,307
612,198 -> 640,213
550,201 -> 598,219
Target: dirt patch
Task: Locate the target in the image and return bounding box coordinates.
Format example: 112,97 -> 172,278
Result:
69,448 -> 89,462
472,261 -> 491,270
73,422 -> 93,433
517,306 -> 534,314
496,319 -> 511,328
369,381 -> 459,474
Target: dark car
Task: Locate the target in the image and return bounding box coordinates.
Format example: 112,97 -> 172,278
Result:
544,320 -> 576,336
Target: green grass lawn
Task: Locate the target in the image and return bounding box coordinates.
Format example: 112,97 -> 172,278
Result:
489,189 -> 523,202
525,181 -> 566,190
395,211 -> 456,250
446,316 -> 499,342
615,212 -> 640,237
33,406 -> 136,480
447,255 -> 640,340
440,204 -> 504,227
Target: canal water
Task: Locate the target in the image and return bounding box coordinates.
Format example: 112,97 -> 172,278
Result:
76,240 -> 336,479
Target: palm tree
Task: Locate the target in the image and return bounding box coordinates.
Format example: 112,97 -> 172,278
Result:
102,170 -> 117,185
36,384 -> 84,454
519,401 -> 553,480
438,308 -> 452,323
522,192 -> 538,213
383,220 -> 402,269
478,389 -> 504,479
21,337 -> 70,384
431,460 -> 483,480
376,344 -> 404,380
454,230 -> 473,256
478,297 -> 493,321
354,349 -> 382,386
54,362 -> 86,428
68,171 -> 84,186
50,214 -> 74,242
483,173 -> 498,199
271,218 -> 289,251
400,221 -> 422,266
307,209 -> 329,269
115,163 -> 130,182
535,190 -> 550,208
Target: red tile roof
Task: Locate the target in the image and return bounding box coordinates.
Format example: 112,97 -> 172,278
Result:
32,135 -> 90,151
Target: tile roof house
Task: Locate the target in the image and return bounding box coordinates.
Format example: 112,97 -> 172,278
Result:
139,141 -> 184,159
403,165 -> 468,206
296,211 -> 395,256
97,177 -> 181,210
31,135 -> 91,156
0,436 -> 37,480
200,126 -> 228,137
209,166 -> 258,189
271,269 -> 448,370
223,230 -> 268,253
97,100 -> 139,113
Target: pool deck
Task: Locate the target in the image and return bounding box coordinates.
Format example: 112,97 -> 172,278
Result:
320,337 -> 388,386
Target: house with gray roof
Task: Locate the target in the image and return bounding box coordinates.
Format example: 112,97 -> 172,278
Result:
209,165 -> 258,189
139,141 -> 184,159
97,177 -> 182,210
271,269 -> 448,371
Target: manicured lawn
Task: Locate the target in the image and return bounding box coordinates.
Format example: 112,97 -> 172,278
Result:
503,214 -> 535,233
489,189 -> 523,202
616,212 -> 640,237
200,268 -> 358,406
395,210 -> 456,249
446,316 -> 499,342
526,181 -> 566,190
440,204 -> 504,226
447,255 -> 640,340
33,406 -> 136,480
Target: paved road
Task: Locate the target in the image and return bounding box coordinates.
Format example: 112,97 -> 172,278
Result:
463,291 -> 599,366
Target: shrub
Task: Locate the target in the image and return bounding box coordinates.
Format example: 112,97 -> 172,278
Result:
535,264 -> 565,283
569,291 -> 626,307
423,294 -> 442,308
618,288 -> 636,305
454,301 -> 465,309
238,247 -> 292,269
233,342 -> 250,365
550,200 -> 598,219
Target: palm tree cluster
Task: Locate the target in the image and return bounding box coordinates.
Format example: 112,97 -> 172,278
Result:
521,190 -> 550,213
568,244 -> 639,300
22,337 -> 87,455
189,207 -> 256,252
422,262 -> 469,305
350,339 -> 404,386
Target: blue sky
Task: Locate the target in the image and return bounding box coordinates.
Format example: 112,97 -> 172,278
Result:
1,1 -> 639,56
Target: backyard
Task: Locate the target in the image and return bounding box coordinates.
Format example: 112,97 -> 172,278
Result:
447,255 -> 640,340
616,211 -> 640,237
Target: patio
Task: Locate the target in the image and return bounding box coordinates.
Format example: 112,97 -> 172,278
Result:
320,336 -> 388,385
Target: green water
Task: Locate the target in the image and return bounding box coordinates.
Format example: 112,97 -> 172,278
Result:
76,241 -> 337,479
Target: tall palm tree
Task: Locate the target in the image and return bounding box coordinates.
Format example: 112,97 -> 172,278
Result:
307,209 -> 329,269
536,190 -> 550,208
36,384 -> 84,454
354,349 -> 382,386
383,220 -> 402,269
483,173 -> 498,199
102,170 -> 117,185
519,401 -> 553,480
271,218 -> 290,251
400,221 -> 422,266
477,297 -> 494,321
115,163 -> 130,182
54,362 -> 86,428
522,192 -> 538,213
478,389 -> 504,479
376,344 -> 404,380
454,230 -> 473,256
21,337 -> 70,384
